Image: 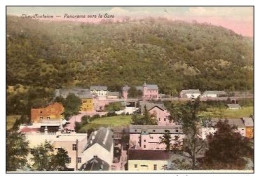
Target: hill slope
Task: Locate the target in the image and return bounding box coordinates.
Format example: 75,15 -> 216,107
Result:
7,16 -> 253,94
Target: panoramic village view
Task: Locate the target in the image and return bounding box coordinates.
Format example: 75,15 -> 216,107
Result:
6,7 -> 254,172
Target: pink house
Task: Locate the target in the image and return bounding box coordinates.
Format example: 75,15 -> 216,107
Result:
140,101 -> 174,126
143,83 -> 159,100
129,125 -> 185,150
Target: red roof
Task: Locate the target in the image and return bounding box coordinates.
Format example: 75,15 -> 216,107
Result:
128,150 -> 170,160
20,127 -> 40,133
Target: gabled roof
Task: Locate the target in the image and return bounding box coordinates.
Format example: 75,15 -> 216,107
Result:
90,86 -> 108,91
180,89 -> 201,94
128,150 -> 170,160
135,86 -> 143,91
84,128 -> 113,152
80,156 -> 109,171
140,101 -> 166,113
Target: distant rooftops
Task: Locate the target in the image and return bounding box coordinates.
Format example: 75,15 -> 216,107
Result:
107,91 -> 119,96
180,89 -> 201,94
84,128 -> 113,152
144,84 -> 159,90
128,150 -> 170,160
130,125 -> 183,134
55,88 -> 92,99
90,86 -> 108,91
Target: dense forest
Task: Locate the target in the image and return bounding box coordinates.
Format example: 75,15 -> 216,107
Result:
7,16 -> 253,114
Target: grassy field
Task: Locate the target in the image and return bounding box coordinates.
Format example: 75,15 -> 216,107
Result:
7,115 -> 21,130
199,106 -> 253,119
79,115 -> 132,132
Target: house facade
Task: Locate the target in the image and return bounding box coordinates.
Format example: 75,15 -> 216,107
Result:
24,131 -> 88,171
90,86 -> 108,99
55,88 -> 94,112
81,128 -> 114,170
128,150 -> 169,171
31,102 -> 64,123
107,91 -> 120,99
129,125 -> 184,150
140,101 -> 174,126
179,89 -> 201,98
200,118 -> 247,139
242,117 -> 254,138
143,83 -> 159,100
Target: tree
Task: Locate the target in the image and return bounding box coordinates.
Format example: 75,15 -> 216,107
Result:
31,141 -> 70,171
159,132 -> 172,151
131,106 -> 157,125
6,131 -> 29,171
105,102 -> 123,112
31,141 -> 54,171
170,98 -> 206,169
50,148 -> 70,171
63,93 -> 81,119
200,120 -> 253,170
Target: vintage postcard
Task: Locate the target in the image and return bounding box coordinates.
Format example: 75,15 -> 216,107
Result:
6,6 -> 254,173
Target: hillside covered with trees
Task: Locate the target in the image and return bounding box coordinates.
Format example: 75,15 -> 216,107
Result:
7,16 -> 253,112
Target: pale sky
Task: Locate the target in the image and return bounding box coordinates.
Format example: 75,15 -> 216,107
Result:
7,7 -> 253,37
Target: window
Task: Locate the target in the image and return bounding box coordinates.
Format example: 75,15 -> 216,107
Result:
144,145 -> 146,148
176,130 -> 179,132
154,164 -> 157,170
153,130 -> 156,132
40,117 -> 43,119
68,157 -> 71,163
77,157 -> 81,163
47,117 -> 50,120
164,118 -> 166,121
144,139 -> 146,142
134,164 -> 137,168
159,118 -> 161,121
72,144 -> 77,150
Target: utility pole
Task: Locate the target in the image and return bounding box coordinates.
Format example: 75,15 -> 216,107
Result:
75,139 -> 78,171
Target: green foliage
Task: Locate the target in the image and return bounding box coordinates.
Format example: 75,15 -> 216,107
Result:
31,141 -> 70,171
159,132 -> 172,151
105,102 -> 124,112
169,98 -> 206,169
7,16 -> 253,96
201,120 -> 253,169
6,131 -> 29,171
128,86 -> 143,98
131,106 -> 157,125
63,93 -> 81,119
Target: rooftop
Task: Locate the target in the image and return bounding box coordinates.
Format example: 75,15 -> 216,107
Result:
90,86 -> 108,91
242,117 -> 254,127
139,101 -> 166,113
80,156 -> 109,171
84,127 -> 113,152
55,88 -> 92,99
107,91 -> 120,96
180,89 -> 201,94
203,91 -> 227,95
202,118 -> 245,128
227,104 -> 241,109
128,150 -> 170,160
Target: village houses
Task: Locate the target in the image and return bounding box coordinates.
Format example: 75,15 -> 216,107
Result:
180,89 -> 201,98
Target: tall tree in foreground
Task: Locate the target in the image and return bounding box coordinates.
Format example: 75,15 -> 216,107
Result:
170,97 -> 206,169
6,131 -> 29,171
200,120 -> 253,170
31,141 -> 70,171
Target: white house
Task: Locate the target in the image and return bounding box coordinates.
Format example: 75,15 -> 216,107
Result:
200,118 -> 246,139
90,86 -> 108,99
227,104 -> 241,110
202,91 -> 227,98
81,128 -> 114,170
180,89 -> 201,98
